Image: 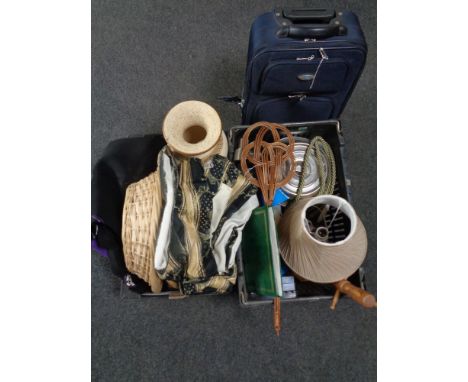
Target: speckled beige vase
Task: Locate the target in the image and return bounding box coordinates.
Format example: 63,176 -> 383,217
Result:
163,100 -> 222,157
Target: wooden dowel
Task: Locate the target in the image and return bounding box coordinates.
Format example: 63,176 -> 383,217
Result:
330,288 -> 341,310
332,279 -> 377,309
274,297 -> 281,336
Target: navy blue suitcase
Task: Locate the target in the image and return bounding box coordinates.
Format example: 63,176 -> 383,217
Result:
240,8 -> 367,124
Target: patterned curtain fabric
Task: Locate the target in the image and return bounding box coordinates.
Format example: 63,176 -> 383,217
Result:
155,147 -> 258,295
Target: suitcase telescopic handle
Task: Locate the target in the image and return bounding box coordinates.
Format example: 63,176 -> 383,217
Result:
282,8 -> 336,23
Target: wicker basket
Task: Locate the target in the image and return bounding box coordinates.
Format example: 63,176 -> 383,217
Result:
122,170 -> 163,293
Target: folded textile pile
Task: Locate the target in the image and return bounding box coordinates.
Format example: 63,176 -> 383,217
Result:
122,147 -> 258,295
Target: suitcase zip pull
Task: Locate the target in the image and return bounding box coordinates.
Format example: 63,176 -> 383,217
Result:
319,48 -> 329,60
296,49 -> 328,62
288,94 -> 306,101
308,48 -> 329,90
296,54 -> 315,61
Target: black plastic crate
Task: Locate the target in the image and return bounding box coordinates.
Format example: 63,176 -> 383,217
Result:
228,120 -> 367,306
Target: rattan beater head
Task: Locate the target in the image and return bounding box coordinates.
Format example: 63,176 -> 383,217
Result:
240,122 -> 296,205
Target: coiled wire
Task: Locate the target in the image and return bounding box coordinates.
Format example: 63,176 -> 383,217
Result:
295,136 -> 336,201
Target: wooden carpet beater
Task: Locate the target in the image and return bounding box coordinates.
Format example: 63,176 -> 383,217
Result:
240,122 -> 296,335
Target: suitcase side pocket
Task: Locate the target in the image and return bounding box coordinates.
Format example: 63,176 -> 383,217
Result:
258,58 -> 349,95
250,96 -> 334,123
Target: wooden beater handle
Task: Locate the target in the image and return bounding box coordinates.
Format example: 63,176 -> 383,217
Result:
331,280 -> 377,309
274,297 -> 281,336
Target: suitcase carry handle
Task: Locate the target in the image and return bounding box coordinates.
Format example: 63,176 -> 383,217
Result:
279,24 -> 346,39
282,8 -> 336,23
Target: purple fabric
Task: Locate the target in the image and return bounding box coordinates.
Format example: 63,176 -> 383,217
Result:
92,214 -> 103,223
92,239 -> 109,258
91,215 -> 109,257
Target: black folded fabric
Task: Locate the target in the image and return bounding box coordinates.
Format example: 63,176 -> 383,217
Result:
91,135 -> 166,293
